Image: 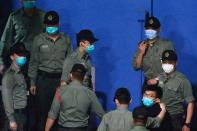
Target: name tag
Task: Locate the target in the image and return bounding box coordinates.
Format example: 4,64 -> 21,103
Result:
41,45 -> 49,48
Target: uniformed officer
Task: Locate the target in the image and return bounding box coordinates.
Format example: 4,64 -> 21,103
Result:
0,2 -> 45,130
97,88 -> 166,131
132,16 -> 175,85
1,42 -> 28,131
147,50 -> 195,131
130,106 -> 150,131
60,29 -> 98,89
28,11 -> 73,131
0,0 -> 45,67
45,64 -> 105,131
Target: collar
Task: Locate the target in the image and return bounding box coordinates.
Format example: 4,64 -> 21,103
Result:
164,70 -> 177,79
117,106 -> 129,111
44,32 -> 62,42
149,36 -> 160,47
76,48 -> 90,60
10,63 -> 20,73
70,80 -> 83,86
133,125 -> 147,130
21,7 -> 39,16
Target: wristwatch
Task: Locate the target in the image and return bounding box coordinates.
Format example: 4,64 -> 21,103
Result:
184,123 -> 191,128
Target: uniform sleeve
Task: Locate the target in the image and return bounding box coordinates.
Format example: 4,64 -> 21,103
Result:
48,88 -> 61,120
146,116 -> 161,128
0,14 -> 14,57
61,57 -> 73,82
182,79 -> 195,103
97,115 -> 108,131
132,48 -> 142,70
1,73 -> 15,122
65,35 -> 73,58
89,91 -> 105,119
83,62 -> 93,88
28,36 -> 40,86
0,14 -> 14,65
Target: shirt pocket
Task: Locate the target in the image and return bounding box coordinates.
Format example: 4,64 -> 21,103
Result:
40,44 -> 50,53
152,46 -> 164,61
165,80 -> 181,92
142,55 -> 151,70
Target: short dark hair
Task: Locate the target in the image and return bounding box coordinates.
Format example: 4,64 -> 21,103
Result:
143,85 -> 163,99
71,64 -> 87,82
76,29 -> 98,46
133,106 -> 148,123
113,87 -> 131,104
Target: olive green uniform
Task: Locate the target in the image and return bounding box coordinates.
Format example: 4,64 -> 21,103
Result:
0,8 -> 45,64
158,71 -> 194,115
97,108 -> 161,131
158,71 -> 195,131
1,64 -> 27,130
28,32 -> 72,131
133,36 -> 174,79
48,80 -> 105,129
61,48 -> 92,88
28,32 -> 72,86
130,126 -> 150,131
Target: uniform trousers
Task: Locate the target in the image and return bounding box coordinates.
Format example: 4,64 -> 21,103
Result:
35,70 -> 61,131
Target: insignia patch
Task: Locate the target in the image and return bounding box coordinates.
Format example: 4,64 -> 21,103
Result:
41,45 -> 49,48
165,52 -> 169,57
149,19 -> 154,24
48,15 -> 53,21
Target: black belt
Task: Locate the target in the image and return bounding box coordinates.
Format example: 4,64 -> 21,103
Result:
58,125 -> 87,130
14,108 -> 26,114
38,70 -> 62,78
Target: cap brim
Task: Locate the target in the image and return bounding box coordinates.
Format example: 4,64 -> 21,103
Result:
15,50 -> 29,56
89,38 -> 98,44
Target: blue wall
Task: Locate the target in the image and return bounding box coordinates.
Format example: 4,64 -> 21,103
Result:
11,0 -> 197,126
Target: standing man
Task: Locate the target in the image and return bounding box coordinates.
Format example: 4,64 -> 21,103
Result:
1,42 -> 28,131
0,0 -> 45,67
45,64 -> 105,131
132,16 -> 175,87
61,29 -> 98,89
28,11 -> 72,131
147,50 -> 195,131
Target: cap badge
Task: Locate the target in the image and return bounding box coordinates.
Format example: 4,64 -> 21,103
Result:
48,15 -> 53,21
165,52 -> 170,57
149,19 -> 154,25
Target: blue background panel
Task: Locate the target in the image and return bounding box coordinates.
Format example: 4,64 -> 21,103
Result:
8,0 -> 197,129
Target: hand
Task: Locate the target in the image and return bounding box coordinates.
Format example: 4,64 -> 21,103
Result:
159,103 -> 166,111
9,121 -> 17,131
60,80 -> 67,86
30,86 -> 37,95
182,125 -> 190,131
138,41 -> 147,55
147,79 -> 158,85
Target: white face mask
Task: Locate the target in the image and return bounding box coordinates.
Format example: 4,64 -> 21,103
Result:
162,63 -> 174,73
145,29 -> 157,40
